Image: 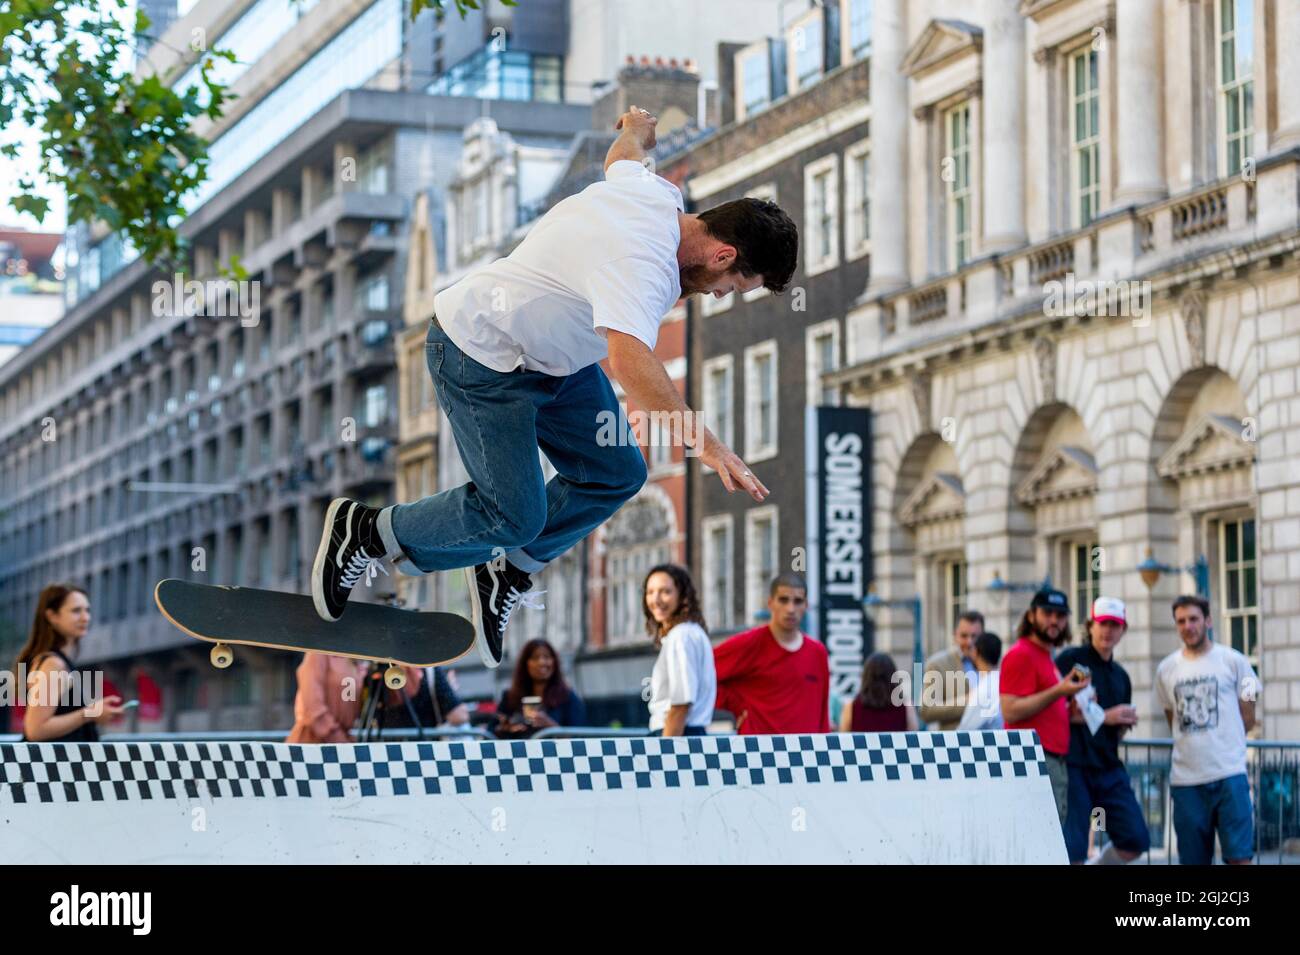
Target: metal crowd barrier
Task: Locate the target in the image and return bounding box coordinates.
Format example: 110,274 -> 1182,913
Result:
0,726 -> 495,744
1,725 -> 669,744
1119,738 -> 1299,864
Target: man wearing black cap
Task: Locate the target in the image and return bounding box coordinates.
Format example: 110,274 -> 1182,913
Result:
1000,587 -> 1092,826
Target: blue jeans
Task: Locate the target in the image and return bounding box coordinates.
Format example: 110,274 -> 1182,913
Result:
1064,764 -> 1152,863
379,320 -> 647,574
1171,773 -> 1255,864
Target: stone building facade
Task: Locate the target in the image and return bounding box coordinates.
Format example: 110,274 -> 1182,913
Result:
838,0 -> 1300,738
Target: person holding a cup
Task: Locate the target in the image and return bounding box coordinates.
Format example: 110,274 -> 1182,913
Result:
1054,596 -> 1149,864
493,638 -> 586,738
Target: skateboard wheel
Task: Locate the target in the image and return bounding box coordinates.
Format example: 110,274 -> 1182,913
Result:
384,665 -> 406,690
211,643 -> 234,669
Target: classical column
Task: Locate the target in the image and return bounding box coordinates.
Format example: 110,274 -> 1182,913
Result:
1273,0 -> 1300,150
866,0 -> 910,295
1114,0 -> 1167,205
982,0 -> 1026,252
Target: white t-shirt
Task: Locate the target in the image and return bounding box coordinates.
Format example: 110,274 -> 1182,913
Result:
957,670 -> 1003,731
434,159 -> 684,376
647,621 -> 717,732
1155,642 -> 1260,786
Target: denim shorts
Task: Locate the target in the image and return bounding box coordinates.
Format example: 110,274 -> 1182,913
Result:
1171,773 -> 1254,864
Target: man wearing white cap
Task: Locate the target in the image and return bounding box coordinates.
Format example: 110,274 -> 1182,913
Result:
1054,597 -> 1150,864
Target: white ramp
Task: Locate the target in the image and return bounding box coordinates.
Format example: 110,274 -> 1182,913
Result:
0,731 -> 1066,864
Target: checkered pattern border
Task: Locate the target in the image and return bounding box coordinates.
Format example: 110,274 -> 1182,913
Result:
0,731 -> 1046,804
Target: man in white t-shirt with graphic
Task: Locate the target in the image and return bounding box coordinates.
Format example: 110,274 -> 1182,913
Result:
1155,594 -> 1261,865
311,106 -> 799,668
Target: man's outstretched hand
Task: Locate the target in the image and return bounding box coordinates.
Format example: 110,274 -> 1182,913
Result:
615,105 -> 658,150
699,429 -> 769,502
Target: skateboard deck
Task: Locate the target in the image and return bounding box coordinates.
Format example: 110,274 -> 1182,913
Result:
155,578 -> 476,669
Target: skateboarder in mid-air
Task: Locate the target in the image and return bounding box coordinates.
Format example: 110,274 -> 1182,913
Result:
312,105 -> 799,668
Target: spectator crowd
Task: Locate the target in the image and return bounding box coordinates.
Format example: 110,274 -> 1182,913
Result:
10,565 -> 1262,865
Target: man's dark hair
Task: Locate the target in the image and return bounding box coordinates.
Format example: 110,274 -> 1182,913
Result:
974,631 -> 1002,667
957,610 -> 985,630
1172,595 -> 1210,619
770,573 -> 807,598
698,197 -> 799,293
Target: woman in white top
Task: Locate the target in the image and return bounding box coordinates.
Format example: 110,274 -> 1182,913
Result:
643,564 -> 716,737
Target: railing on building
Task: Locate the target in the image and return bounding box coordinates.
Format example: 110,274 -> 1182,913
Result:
858,159 -> 1278,351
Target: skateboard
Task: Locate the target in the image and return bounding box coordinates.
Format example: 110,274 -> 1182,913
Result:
154,579 -> 476,690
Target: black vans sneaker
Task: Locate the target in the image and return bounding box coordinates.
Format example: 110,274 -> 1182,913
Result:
311,498 -> 392,621
466,560 -> 545,668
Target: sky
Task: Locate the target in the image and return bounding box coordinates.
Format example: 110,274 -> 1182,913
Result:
0,0 -> 151,234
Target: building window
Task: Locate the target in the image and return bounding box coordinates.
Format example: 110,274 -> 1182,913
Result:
428,43 -> 563,103
846,0 -> 872,59
805,319 -> 840,407
739,45 -> 772,117
284,507 -> 299,583
701,355 -> 734,469
745,506 -> 779,623
1069,47 -> 1100,226
945,101 -> 972,268
743,340 -> 778,461
703,515 -> 735,631
790,12 -> 824,91
1065,540 -> 1102,632
356,273 -> 389,312
1216,0 -> 1254,176
607,543 -> 670,646
804,154 -> 840,275
363,384 -> 388,428
646,414 -> 671,472
700,287 -> 735,316
942,558 -> 968,635
845,137 -> 870,260
1219,517 -> 1258,666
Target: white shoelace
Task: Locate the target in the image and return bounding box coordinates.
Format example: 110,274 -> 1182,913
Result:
497,588 -> 546,633
340,552 -> 389,590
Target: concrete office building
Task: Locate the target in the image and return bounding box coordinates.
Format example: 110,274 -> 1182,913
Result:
0,0 -> 793,731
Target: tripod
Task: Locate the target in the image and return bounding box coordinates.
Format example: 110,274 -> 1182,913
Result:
356,662 -> 426,742
355,591 -> 426,743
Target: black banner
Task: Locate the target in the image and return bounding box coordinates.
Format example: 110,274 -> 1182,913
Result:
805,406 -> 873,698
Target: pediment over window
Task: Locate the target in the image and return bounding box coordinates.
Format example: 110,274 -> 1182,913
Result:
1018,0 -> 1073,19
1015,445 -> 1098,505
900,472 -> 965,527
902,19 -> 983,79
1157,414 -> 1257,479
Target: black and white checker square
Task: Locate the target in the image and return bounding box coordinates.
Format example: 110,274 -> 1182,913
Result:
0,731 -> 1046,804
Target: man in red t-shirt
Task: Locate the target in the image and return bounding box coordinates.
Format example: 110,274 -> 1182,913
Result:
1000,587 -> 1091,826
713,575 -> 831,734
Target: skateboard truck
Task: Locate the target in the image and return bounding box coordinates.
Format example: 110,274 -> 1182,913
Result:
207,640 -> 405,689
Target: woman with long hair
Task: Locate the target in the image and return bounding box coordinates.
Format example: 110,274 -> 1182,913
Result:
13,583 -> 123,743
494,638 -> 586,738
839,651 -> 917,733
643,563 -> 715,737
